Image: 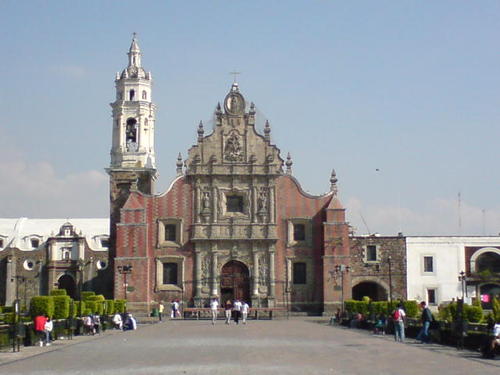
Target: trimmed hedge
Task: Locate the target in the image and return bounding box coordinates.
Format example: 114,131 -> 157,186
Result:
345,300 -> 419,318
53,295 -> 71,319
30,296 -> 55,318
50,289 -> 67,296
114,300 -> 127,313
439,301 -> 484,323
81,291 -> 95,300
75,301 -> 86,317
105,300 -> 115,315
68,300 -> 77,318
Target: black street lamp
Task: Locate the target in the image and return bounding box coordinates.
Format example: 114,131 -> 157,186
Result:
334,264 -> 350,313
117,265 -> 133,300
388,255 -> 393,306
458,271 -> 467,299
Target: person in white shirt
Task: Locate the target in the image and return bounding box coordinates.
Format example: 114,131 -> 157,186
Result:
491,321 -> 500,352
112,312 -> 123,330
44,317 -> 53,346
232,299 -> 242,325
241,301 -> 249,324
392,303 -> 406,343
210,298 -> 219,325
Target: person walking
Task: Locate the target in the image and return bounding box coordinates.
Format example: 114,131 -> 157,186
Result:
241,301 -> 249,324
233,299 -> 242,325
44,317 -> 53,346
210,298 -> 219,325
224,300 -> 232,325
158,301 -> 165,322
416,301 -> 433,343
392,303 -> 406,342
34,314 -> 47,347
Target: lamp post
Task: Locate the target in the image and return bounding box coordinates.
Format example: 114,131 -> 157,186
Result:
117,265 -> 133,300
388,255 -> 393,306
334,264 -> 350,314
458,271 -> 467,300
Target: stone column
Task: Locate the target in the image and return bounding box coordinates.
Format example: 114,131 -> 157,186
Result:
269,250 -> 275,298
5,256 -> 15,306
195,250 -> 202,298
252,251 -> 259,295
195,186 -> 201,223
269,187 -> 275,224
211,251 -> 218,296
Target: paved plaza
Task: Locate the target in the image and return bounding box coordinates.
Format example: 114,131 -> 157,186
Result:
0,318 -> 499,375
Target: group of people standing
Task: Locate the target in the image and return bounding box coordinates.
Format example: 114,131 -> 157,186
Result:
33,314 -> 53,347
209,298 -> 249,325
389,301 -> 433,343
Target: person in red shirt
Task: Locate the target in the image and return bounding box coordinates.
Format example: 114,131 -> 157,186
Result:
34,314 -> 48,347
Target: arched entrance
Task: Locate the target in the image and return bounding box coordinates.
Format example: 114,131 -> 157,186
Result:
352,281 -> 387,301
220,260 -> 250,304
57,274 -> 76,299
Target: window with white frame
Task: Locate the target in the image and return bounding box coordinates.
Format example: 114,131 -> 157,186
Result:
365,245 -> 378,262
158,218 -> 183,247
31,238 -> 40,249
287,219 -> 312,247
423,256 -> 434,273
427,288 -> 437,305
156,256 -> 184,291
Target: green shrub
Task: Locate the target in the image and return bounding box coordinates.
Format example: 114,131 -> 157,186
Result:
492,297 -> 500,321
114,300 -> 127,313
30,296 -> 55,318
105,300 -> 115,315
85,301 -> 97,314
83,308 -> 92,316
3,306 -> 14,313
74,301 -> 86,317
68,300 -> 77,318
53,295 -> 70,319
81,291 -> 95,300
465,304 -> 483,323
403,300 -> 419,318
50,289 -> 67,296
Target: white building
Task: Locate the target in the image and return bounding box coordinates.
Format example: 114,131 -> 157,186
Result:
406,236 -> 500,308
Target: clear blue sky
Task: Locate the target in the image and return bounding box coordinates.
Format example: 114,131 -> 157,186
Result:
1,1 -> 499,235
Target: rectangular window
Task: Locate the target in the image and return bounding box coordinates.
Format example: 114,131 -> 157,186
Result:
0,239 -> 3,248
163,263 -> 178,285
164,224 -> 177,242
226,195 -> 244,213
100,239 -> 109,248
31,239 -> 39,248
424,256 -> 434,273
293,224 -> 306,241
293,262 -> 307,284
427,289 -> 436,305
366,245 -> 377,262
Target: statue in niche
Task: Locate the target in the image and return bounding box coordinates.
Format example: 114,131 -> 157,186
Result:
257,187 -> 267,213
202,191 -> 211,210
224,131 -> 243,161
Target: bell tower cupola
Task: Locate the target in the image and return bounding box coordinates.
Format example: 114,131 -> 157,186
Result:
110,33 -> 156,170
107,35 -> 157,263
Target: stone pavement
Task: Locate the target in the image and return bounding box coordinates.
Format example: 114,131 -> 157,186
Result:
0,318 -> 498,375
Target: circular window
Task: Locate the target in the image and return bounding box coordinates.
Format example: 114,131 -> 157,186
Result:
96,260 -> 107,270
23,259 -> 35,271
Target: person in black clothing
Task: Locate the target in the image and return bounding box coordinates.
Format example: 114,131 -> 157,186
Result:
416,301 -> 433,343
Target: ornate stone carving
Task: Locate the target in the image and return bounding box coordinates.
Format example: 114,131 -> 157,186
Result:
259,254 -> 268,284
201,255 -> 210,287
224,130 -> 244,162
257,187 -> 267,214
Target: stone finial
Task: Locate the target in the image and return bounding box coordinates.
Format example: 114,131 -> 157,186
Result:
215,102 -> 222,116
285,153 -> 293,175
264,120 -> 271,141
115,72 -> 120,80
176,153 -> 183,175
197,120 -> 204,141
130,179 -> 139,192
249,102 -> 256,115
330,169 -> 338,196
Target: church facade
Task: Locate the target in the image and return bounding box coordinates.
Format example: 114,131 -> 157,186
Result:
109,37 -> 353,314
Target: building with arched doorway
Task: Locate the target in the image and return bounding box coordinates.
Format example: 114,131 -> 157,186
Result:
110,37 -> 351,315
0,218 -> 110,306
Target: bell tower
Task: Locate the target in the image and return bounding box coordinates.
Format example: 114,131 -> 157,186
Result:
107,34 -> 157,260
